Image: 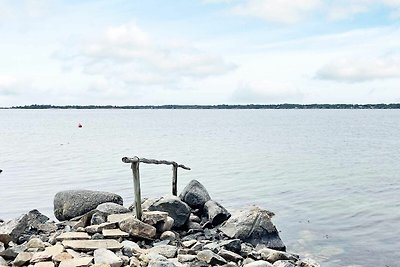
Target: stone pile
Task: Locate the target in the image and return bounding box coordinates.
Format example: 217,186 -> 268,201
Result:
0,180 -> 320,267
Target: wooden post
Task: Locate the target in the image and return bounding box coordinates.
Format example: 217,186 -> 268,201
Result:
172,163 -> 178,196
131,158 -> 142,220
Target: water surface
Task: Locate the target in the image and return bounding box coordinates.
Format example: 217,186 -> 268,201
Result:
1,109 -> 399,267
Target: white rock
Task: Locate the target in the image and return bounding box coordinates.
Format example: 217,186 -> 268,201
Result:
94,248 -> 123,267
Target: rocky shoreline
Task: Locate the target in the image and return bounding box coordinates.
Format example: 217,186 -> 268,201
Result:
0,180 -> 319,267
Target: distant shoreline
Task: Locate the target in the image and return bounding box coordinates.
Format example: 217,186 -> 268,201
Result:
2,104 -> 400,109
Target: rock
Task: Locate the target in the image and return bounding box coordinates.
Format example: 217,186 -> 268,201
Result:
273,260 -> 296,267
56,232 -> 90,241
34,262 -> 55,267
96,203 -> 130,215
218,249 -> 243,262
62,240 -> 122,251
149,245 -> 177,258
189,214 -> 201,223
107,213 -> 133,224
0,243 -> 26,260
129,256 -> 141,267
149,196 -> 190,228
58,257 -> 93,267
179,180 -> 211,209
13,252 -> 33,266
91,212 -> 107,225
27,238 -> 46,250
0,210 -> 49,244
0,242 -> 3,253
187,221 -> 202,230
204,200 -> 230,226
160,231 -> 176,241
297,258 -> 320,267
94,248 -> 123,267
197,249 -> 227,265
142,211 -> 168,226
243,260 -> 273,267
148,259 -> 177,267
177,254 -> 197,263
43,243 -> 64,257
92,233 -> 104,240
158,217 -> 174,232
182,240 -> 196,248
118,217 -> 156,240
53,252 -> 73,262
219,239 -> 241,254
86,222 -> 117,234
92,264 -> 112,267
30,252 -> 52,263
259,248 -> 298,263
54,190 -> 123,221
121,241 -> 143,256
219,207 -> 285,251
102,229 -> 129,238
0,256 -> 7,266
203,242 -> 219,253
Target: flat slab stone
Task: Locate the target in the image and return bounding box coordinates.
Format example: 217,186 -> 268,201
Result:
107,213 -> 133,223
34,262 -> 55,267
102,229 -> 129,238
58,257 -> 93,267
56,232 -> 90,241
62,240 -> 122,251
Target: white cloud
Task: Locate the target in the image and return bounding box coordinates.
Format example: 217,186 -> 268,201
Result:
209,0 -> 400,23
230,0 -> 321,24
57,23 -> 236,91
316,54 -> 400,82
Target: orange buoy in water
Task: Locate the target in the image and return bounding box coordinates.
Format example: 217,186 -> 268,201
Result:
78,123 -> 83,128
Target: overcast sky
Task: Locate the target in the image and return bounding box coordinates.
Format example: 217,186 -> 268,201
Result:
1,0 -> 400,106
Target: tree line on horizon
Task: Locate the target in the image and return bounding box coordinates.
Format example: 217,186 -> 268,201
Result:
5,103 -> 400,109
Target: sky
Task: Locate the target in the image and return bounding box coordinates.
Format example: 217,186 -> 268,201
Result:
0,0 -> 400,106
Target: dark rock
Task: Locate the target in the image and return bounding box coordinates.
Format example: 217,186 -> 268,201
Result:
96,203 -> 130,215
0,210 -> 49,244
219,207 -> 286,251
148,196 -> 190,228
0,243 -> 26,260
91,233 -> 104,240
179,180 -> 211,209
219,239 -> 241,254
197,249 -> 227,265
187,221 -> 202,230
188,261 -> 210,267
54,190 -> 123,221
218,248 -> 243,262
90,212 -> 107,225
204,200 -> 230,226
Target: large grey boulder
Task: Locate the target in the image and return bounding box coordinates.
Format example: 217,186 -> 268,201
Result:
54,190 -> 123,221
0,210 -> 50,244
219,207 -> 286,251
148,196 -> 190,228
179,180 -> 211,209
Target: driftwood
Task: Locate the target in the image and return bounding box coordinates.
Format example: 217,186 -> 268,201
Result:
122,156 -> 191,220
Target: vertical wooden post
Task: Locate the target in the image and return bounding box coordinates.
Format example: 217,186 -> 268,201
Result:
172,163 -> 178,196
131,158 -> 142,220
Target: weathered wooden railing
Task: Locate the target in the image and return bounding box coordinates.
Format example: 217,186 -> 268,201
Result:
122,156 -> 191,220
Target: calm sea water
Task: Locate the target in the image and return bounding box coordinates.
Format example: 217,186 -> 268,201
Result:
1,109 -> 399,267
